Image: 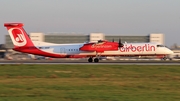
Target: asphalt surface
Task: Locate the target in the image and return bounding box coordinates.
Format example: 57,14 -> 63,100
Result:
0,59 -> 180,65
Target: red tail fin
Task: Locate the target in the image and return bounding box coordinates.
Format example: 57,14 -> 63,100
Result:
4,23 -> 34,48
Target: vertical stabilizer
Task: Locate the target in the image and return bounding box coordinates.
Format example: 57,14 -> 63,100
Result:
4,23 -> 34,48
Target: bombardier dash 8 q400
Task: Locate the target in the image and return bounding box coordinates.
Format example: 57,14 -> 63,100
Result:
4,23 -> 173,62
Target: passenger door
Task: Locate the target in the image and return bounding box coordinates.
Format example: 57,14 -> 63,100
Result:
60,47 -> 65,54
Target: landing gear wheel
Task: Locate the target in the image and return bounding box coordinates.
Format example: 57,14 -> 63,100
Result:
88,57 -> 93,62
94,58 -> 99,63
162,57 -> 167,60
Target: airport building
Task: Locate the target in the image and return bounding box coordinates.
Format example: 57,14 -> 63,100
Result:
5,32 -> 164,48
5,32 -> 180,60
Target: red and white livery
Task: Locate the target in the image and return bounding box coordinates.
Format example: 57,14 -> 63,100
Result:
4,23 -> 173,62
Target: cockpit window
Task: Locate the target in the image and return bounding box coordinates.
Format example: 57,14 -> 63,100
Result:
157,45 -> 165,47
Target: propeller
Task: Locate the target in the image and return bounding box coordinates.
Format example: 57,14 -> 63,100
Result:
118,38 -> 124,47
112,38 -> 114,42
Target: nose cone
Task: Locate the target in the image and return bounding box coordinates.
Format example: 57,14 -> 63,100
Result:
167,49 -> 174,54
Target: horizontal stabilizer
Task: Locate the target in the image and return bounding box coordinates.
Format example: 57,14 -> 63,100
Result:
4,23 -> 23,27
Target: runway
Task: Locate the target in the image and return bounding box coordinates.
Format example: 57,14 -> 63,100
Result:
0,59 -> 180,65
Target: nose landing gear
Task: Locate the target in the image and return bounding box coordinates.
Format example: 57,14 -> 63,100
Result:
161,57 -> 167,60
161,55 -> 167,60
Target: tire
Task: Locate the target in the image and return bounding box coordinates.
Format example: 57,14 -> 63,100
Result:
94,58 -> 99,63
88,58 -> 93,62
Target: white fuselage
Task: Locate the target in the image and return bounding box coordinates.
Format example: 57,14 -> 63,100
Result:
32,41 -> 173,57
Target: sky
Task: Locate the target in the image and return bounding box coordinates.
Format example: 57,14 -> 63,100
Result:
0,0 -> 180,47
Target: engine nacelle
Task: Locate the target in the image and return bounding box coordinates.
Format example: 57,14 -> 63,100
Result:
79,40 -> 119,52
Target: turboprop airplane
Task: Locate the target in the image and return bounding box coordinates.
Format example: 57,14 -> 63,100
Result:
4,23 -> 173,62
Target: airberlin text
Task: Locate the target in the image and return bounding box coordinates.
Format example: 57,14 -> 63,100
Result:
120,44 -> 155,52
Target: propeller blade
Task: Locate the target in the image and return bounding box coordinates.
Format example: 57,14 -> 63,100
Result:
118,38 -> 124,47
119,38 -> 121,44
112,39 -> 114,42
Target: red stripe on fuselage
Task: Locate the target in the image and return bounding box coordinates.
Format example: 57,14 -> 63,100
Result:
13,46 -> 166,58
13,46 -> 66,58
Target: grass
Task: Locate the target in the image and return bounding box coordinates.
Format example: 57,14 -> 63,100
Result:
0,64 -> 180,101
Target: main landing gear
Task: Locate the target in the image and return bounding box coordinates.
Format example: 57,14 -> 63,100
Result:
88,57 -> 99,63
88,52 -> 101,63
88,57 -> 93,62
